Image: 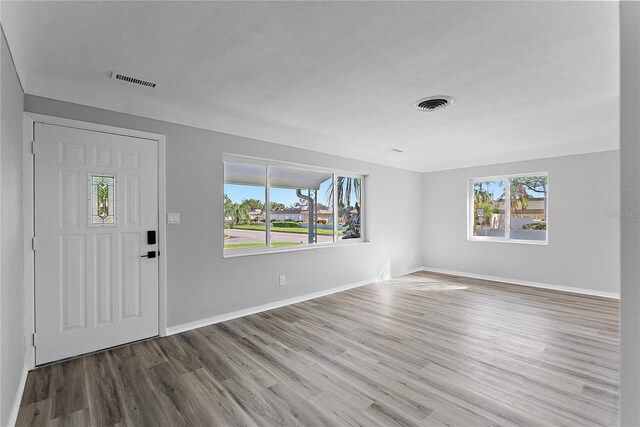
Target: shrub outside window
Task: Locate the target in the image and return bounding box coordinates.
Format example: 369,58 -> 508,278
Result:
469,173 -> 548,243
224,157 -> 365,256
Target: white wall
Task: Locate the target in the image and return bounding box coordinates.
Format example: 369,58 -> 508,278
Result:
24,95 -> 423,328
422,151 -> 620,296
620,2 -> 640,425
1,28 -> 25,426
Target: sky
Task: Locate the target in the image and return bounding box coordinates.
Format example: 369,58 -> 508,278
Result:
476,180 -> 505,201
225,178 -> 360,208
475,178 -> 546,201
225,179 -> 334,207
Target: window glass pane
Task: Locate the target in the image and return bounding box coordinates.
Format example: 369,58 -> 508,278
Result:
224,162 -> 266,249
270,166 -> 334,247
90,175 -> 116,225
508,175 -> 548,241
336,176 -> 362,239
472,179 -> 506,237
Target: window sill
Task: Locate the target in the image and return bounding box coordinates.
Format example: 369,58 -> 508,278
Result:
467,237 -> 548,245
223,239 -> 369,258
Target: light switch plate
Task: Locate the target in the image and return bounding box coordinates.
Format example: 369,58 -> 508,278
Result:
167,213 -> 181,224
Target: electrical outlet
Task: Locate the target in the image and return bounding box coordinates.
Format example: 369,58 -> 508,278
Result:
279,275 -> 286,286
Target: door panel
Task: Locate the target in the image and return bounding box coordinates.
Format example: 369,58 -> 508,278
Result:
61,235 -> 86,331
120,232 -> 141,319
94,233 -> 113,324
35,123 -> 159,365
124,175 -> 141,226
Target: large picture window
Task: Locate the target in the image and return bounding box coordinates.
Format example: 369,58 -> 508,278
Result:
224,158 -> 365,255
469,173 -> 548,243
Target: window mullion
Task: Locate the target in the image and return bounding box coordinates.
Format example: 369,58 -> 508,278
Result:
360,177 -> 365,241
332,173 -> 338,243
265,165 -> 271,248
468,180 -> 474,239
505,178 -> 511,240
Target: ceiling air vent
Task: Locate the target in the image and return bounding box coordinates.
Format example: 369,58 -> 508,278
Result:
110,71 -> 156,88
413,96 -> 454,112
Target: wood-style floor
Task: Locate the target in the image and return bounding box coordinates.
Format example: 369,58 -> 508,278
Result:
16,272 -> 619,426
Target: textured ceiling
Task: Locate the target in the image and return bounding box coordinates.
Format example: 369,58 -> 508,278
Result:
0,1 -> 619,172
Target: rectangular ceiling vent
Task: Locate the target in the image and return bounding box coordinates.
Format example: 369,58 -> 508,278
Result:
110,71 -> 156,88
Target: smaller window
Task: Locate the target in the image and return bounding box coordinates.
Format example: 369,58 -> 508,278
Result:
469,173 -> 548,243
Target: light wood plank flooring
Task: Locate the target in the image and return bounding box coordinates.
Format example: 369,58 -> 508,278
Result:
16,272 -> 619,426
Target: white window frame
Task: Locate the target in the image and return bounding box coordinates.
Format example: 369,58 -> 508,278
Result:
467,172 -> 549,245
223,154 -> 366,257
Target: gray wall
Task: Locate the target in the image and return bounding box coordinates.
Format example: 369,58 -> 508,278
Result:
422,151 -> 620,296
620,2 -> 640,425
1,28 -> 25,426
24,95 -> 423,328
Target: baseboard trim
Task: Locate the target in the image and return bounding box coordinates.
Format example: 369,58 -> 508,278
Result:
166,279 -> 371,335
166,267 -> 422,336
7,362 -> 29,426
420,266 -> 620,299
397,266 -> 425,276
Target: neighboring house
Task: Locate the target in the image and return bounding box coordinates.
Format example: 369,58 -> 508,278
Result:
312,209 -> 334,223
496,197 -> 546,219
223,210 -> 264,222
270,209 -> 305,222
270,208 -> 334,223
249,209 -> 265,222
477,197 -> 546,231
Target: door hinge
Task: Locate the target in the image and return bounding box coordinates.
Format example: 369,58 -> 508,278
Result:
31,140 -> 35,156
32,237 -> 36,251
32,333 -> 37,347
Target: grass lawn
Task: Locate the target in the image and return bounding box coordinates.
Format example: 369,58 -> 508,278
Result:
224,242 -> 302,249
233,225 -> 342,236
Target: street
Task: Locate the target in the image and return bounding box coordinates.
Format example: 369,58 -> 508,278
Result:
225,228 -> 334,245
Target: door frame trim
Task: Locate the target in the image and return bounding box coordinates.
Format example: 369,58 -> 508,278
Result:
23,113 -> 168,370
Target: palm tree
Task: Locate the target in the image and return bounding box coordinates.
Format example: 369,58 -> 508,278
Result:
473,182 -> 493,206
321,177 -> 362,238
324,176 -> 362,218
510,182 -> 529,214
473,182 -> 495,225
229,203 -> 250,227
224,193 -> 233,216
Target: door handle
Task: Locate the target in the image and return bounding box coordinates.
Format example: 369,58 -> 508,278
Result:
141,251 -> 157,259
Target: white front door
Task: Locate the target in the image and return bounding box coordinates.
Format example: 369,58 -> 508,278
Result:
34,123 -> 159,365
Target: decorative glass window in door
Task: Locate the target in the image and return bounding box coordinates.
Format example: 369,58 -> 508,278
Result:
90,175 -> 116,225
